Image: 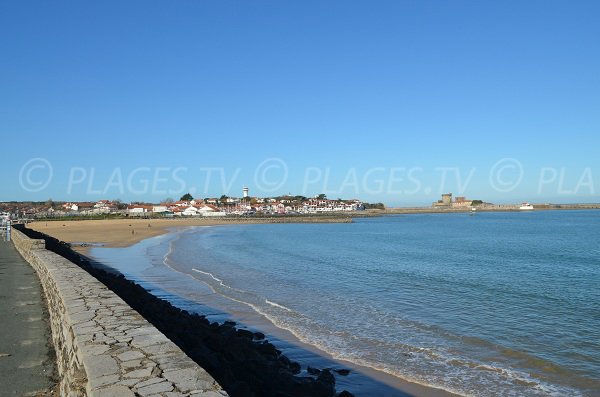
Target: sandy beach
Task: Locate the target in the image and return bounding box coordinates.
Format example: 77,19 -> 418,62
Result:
27,216 -> 352,248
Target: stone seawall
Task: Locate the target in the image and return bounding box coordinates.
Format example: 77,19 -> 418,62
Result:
11,227 -> 227,397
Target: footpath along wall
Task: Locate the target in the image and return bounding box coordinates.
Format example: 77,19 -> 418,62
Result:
11,227 -> 227,397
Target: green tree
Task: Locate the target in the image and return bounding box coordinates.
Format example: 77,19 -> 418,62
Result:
364,202 -> 385,210
113,199 -> 127,210
180,193 -> 194,201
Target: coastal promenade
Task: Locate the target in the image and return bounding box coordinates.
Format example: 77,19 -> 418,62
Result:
10,228 -> 227,397
0,239 -> 56,395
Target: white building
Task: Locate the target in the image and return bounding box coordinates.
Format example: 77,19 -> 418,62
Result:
181,206 -> 200,216
127,204 -> 152,214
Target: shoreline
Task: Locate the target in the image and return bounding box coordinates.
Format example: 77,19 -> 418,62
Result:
17,225 -> 350,397
27,216 -> 354,249
102,228 -> 459,397
28,218 -> 460,396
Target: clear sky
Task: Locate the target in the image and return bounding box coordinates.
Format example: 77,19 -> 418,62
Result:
1,1 -> 599,206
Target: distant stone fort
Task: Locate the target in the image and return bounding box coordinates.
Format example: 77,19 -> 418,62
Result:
432,193 -> 473,208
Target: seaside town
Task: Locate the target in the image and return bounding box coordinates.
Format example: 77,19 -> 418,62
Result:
0,187 -> 378,220
3,189 -> 599,222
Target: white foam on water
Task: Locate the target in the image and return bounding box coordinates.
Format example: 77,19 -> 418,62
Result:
192,267 -> 223,284
183,271 -> 584,397
265,299 -> 292,312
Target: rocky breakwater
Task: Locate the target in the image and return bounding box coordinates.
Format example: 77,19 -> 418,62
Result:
14,225 -> 355,397
11,226 -> 226,397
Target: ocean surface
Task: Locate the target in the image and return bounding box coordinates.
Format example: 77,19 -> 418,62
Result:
90,211 -> 600,396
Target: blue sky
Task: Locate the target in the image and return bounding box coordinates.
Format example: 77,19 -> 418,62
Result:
1,1 -> 599,205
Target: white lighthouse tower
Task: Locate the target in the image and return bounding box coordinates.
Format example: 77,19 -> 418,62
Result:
243,186 -> 249,198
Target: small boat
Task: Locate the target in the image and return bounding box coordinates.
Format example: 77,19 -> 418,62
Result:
519,203 -> 534,210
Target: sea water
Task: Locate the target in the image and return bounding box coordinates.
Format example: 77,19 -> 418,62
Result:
90,211 -> 600,396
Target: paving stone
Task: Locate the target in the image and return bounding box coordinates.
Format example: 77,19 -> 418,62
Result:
190,392 -> 228,397
143,342 -> 180,356
93,334 -> 116,344
131,333 -> 167,348
135,377 -> 165,388
127,326 -> 157,336
125,366 -> 154,378
163,368 -> 216,393
70,311 -> 96,324
155,355 -> 195,372
118,378 -> 140,387
136,381 -> 174,396
117,350 -> 146,362
93,385 -> 136,397
83,344 -> 111,356
114,335 -> 133,343
121,359 -> 143,369
88,374 -> 120,389
85,355 -> 119,378
67,302 -> 86,312
73,323 -> 102,334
